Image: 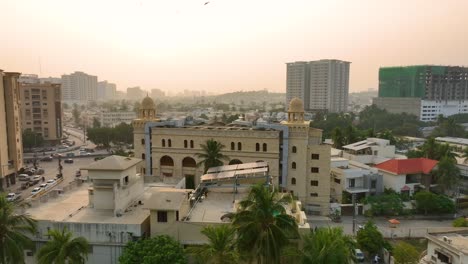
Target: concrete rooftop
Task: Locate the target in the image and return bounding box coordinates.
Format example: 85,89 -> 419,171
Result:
187,190 -> 248,223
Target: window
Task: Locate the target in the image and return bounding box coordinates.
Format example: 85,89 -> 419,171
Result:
291,177 -> 296,185
238,142 -> 242,151
311,154 -> 319,160
176,211 -> 179,221
124,176 -> 129,185
184,140 -> 188,148
162,139 -> 165,147
231,142 -> 235,150
142,153 -> 145,159
373,150 -> 378,155
190,140 -> 194,148
141,138 -> 145,145
371,180 -> 377,189
292,162 -> 296,169
310,193 -> 318,197
262,143 -> 267,152
256,143 -> 260,152
157,211 -> 168,222
292,146 -> 297,153
349,179 -> 355,188
311,167 -> 319,173
168,139 -> 172,147
334,178 -> 341,184
310,180 -> 318,186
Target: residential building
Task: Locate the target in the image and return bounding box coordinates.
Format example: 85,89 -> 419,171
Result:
97,81 -> 117,101
61,71 -> 98,105
0,70 -> 24,190
99,111 -> 137,127
374,65 -> 468,121
25,156 -> 149,264
286,59 -> 351,113
330,158 -> 383,203
19,82 -> 63,144
421,228 -> 468,264
435,136 -> 468,152
342,138 -> 397,165
150,88 -> 165,99
144,162 -> 310,245
18,74 -> 62,85
134,96 -> 332,215
374,158 -> 438,195
127,86 -> 145,101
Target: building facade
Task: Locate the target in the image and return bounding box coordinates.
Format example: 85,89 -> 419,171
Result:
99,111 -> 137,127
286,60 -> 350,113
19,82 -> 63,144
61,71 -> 98,105
97,81 -> 117,101
134,96 -> 332,215
0,70 -> 24,190
127,86 -> 145,101
374,65 -> 468,121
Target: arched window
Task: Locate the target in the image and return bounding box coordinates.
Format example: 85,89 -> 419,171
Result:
190,140 -> 194,148
141,138 -> 145,145
184,140 -> 188,148
162,139 -> 166,147
231,142 -> 235,150
238,142 -> 242,151
292,146 -> 297,153
262,143 -> 267,152
292,162 -> 296,169
291,177 -> 296,185
142,153 -> 145,159
168,139 -> 172,147
256,143 -> 260,152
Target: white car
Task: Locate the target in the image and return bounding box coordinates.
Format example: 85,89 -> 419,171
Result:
6,193 -> 18,202
46,179 -> 55,184
39,183 -> 48,188
31,187 -> 42,195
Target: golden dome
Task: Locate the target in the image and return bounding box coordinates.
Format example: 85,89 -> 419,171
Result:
141,95 -> 156,110
288,97 -> 304,112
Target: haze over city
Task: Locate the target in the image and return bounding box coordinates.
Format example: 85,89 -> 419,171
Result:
2,0 -> 468,93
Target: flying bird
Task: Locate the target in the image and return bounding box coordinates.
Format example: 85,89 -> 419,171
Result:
204,1 -> 210,5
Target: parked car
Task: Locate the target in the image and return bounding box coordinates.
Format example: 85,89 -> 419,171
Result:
30,176 -> 41,185
39,183 -> 48,188
79,151 -> 90,156
94,156 -> 105,161
75,170 -> 82,177
64,158 -> 74,164
355,249 -> 365,262
66,153 -> 75,157
40,156 -> 53,162
6,193 -> 20,202
46,179 -> 55,184
31,187 -> 42,195
18,174 -> 30,181
35,168 -> 45,175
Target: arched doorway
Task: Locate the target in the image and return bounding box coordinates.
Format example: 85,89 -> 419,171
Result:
182,157 -> 197,189
160,155 -> 174,177
229,159 -> 243,165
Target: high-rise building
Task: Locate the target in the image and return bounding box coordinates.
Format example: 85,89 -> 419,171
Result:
150,88 -> 165,99
374,65 -> 468,121
0,70 -> 24,190
61,71 -> 97,105
19,82 -> 63,144
286,60 -> 351,113
127,86 -> 145,101
98,81 -> 117,101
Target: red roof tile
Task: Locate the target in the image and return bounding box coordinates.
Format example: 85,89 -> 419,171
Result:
375,158 -> 438,175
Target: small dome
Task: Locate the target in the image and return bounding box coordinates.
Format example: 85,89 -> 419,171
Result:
288,97 -> 304,112
141,95 -> 156,110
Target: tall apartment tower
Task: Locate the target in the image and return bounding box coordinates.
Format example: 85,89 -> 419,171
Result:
97,81 -> 117,101
19,82 -> 63,144
0,70 -> 24,190
61,71 -> 98,105
286,60 -> 350,113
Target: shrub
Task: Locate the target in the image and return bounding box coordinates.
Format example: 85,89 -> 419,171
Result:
452,218 -> 468,227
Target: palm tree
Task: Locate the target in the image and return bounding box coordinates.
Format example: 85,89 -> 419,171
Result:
434,156 -> 461,194
233,184 -> 299,264
301,227 -> 357,264
436,143 -> 458,161
36,228 -> 89,264
196,139 -> 229,173
0,193 -> 37,264
187,225 -> 239,264
331,127 -> 345,149
421,137 -> 439,160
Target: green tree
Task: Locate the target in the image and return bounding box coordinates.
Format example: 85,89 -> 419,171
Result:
431,117 -> 465,137
453,217 -> 468,227
392,241 -> 419,264
92,117 -> 101,128
434,156 -> 461,193
331,127 -> 345,149
364,192 -> 404,216
196,139 -> 229,173
113,123 -> 133,144
72,104 -> 81,125
0,193 -> 37,264
414,192 -> 455,215
377,129 -> 397,145
233,184 -> 299,264
187,225 -> 239,264
301,227 -> 356,264
414,191 -> 435,215
119,235 -> 186,264
36,228 -> 89,264
22,130 -> 44,150
120,100 -> 129,111
356,221 -> 388,256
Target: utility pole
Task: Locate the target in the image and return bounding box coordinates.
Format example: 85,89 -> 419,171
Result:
352,193 -> 356,234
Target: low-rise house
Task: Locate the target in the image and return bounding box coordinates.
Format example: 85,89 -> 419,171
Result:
421,228 -> 468,264
342,138 -> 397,165
374,158 -> 438,195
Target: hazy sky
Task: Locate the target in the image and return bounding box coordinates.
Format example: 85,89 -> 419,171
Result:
1,0 -> 468,93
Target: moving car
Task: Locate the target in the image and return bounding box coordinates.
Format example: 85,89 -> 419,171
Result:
64,158 -> 74,164
6,193 -> 20,202
40,156 -> 53,162
31,187 -> 42,195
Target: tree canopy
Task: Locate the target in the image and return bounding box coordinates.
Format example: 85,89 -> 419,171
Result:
392,241 -> 419,264
119,235 -> 186,264
22,130 -> 44,150
356,221 -> 389,256
414,191 -> 455,215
